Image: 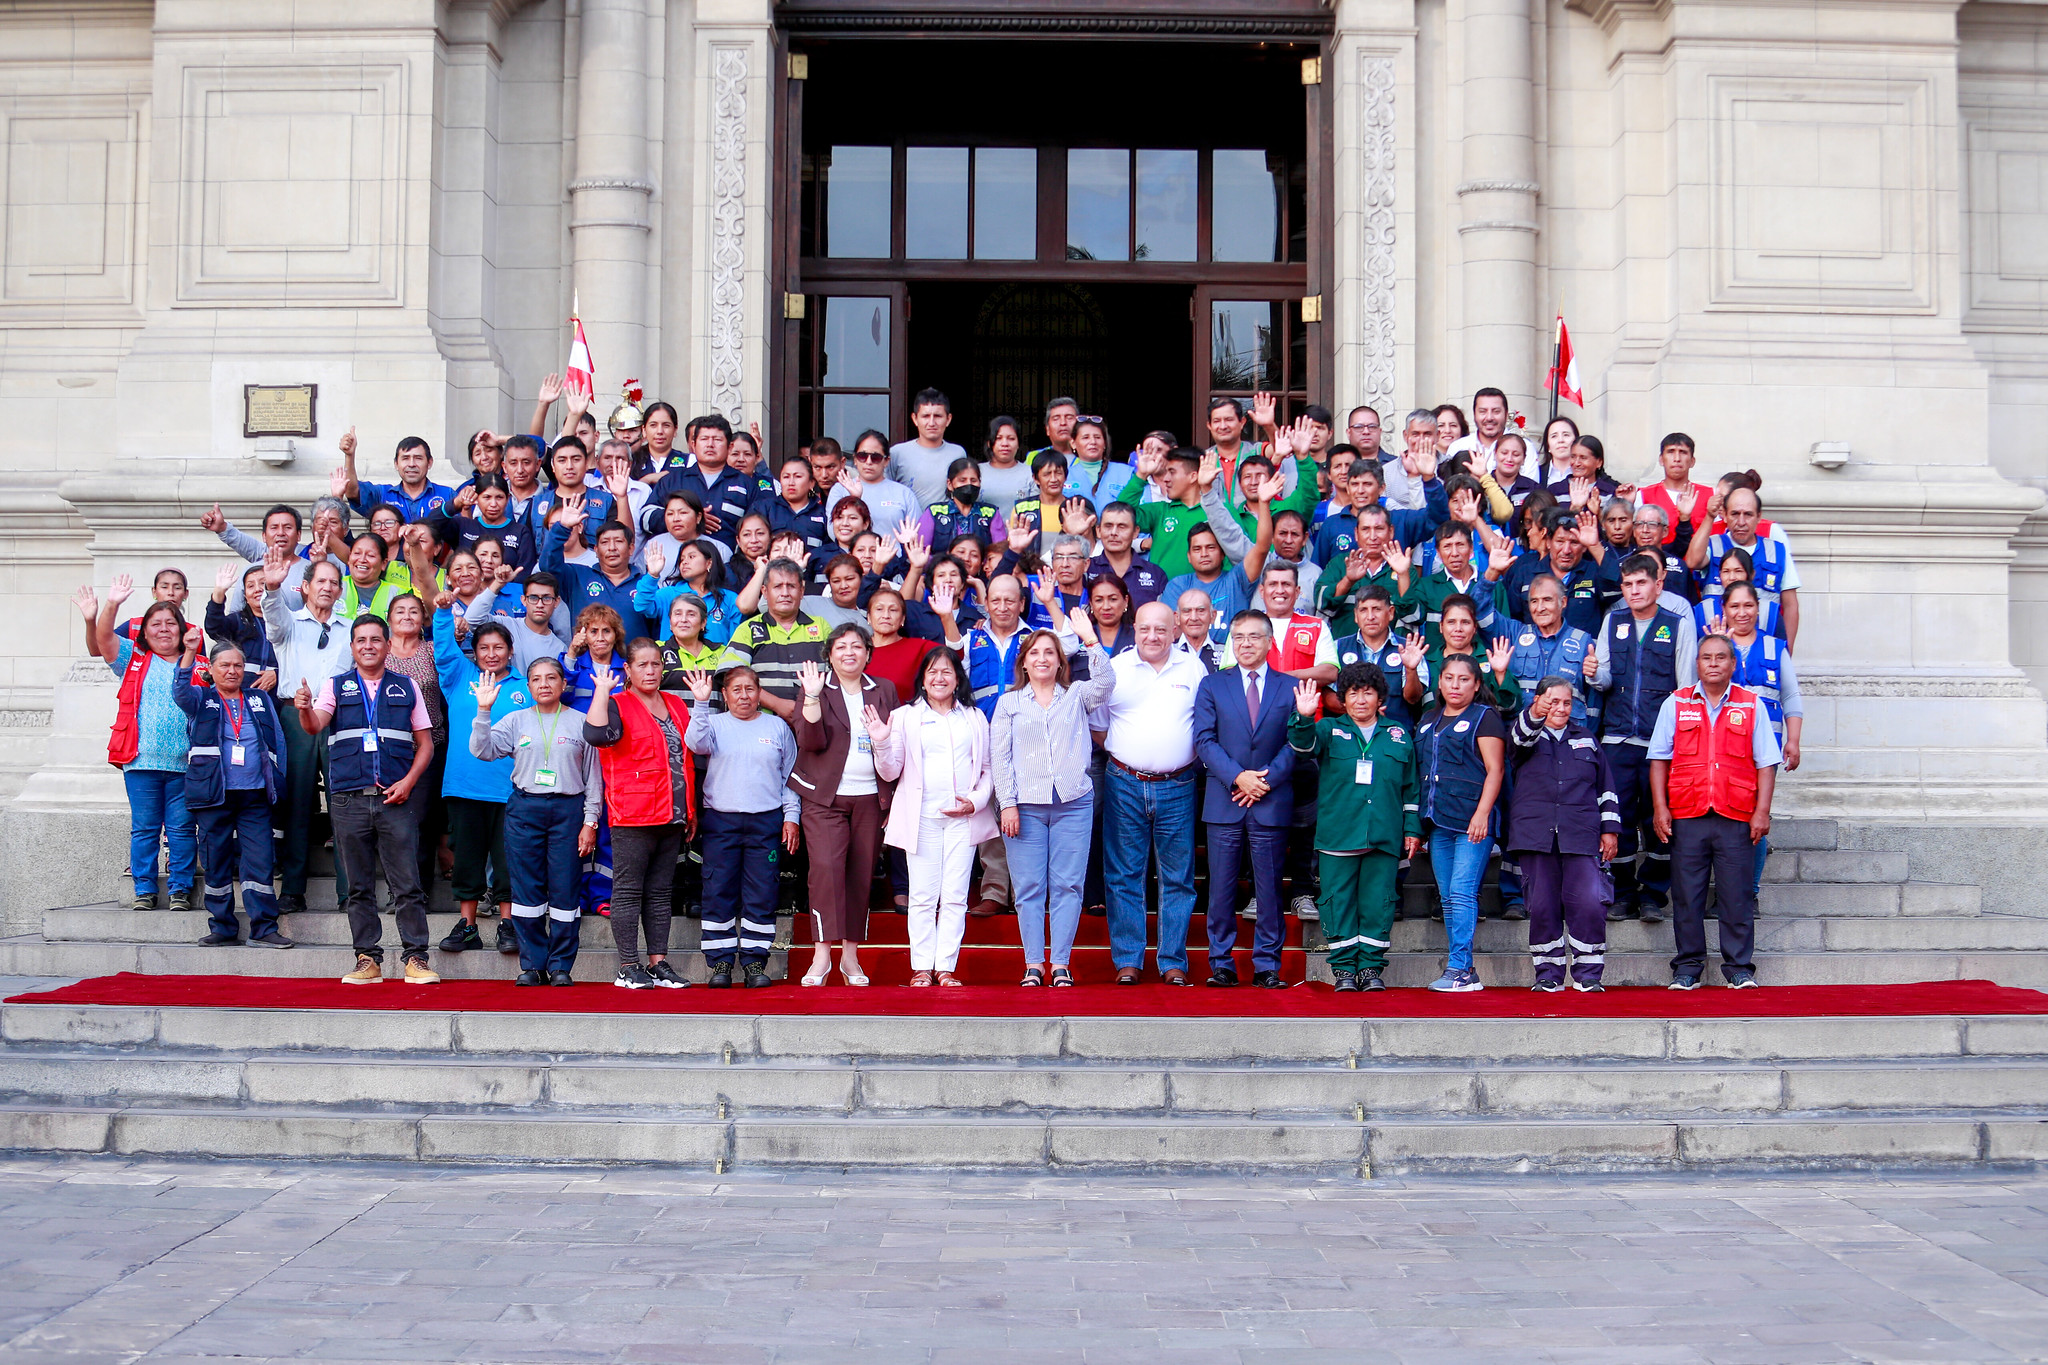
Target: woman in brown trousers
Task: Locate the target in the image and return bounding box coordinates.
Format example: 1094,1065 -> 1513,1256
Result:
789,622 -> 900,985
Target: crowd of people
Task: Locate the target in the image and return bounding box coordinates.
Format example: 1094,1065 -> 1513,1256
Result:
83,378 -> 1793,992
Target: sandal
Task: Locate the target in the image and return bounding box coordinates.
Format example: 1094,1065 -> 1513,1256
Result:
908,970 -> 934,988
1050,966 -> 1075,987
936,972 -> 964,988
800,955 -> 830,987
1021,967 -> 1044,988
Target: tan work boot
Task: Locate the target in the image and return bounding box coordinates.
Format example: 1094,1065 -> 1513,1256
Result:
340,954 -> 382,985
402,957 -> 441,985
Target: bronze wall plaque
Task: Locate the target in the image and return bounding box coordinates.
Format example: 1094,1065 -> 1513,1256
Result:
243,384 -> 318,438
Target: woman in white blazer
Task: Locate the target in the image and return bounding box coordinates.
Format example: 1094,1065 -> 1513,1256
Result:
872,647 -> 997,986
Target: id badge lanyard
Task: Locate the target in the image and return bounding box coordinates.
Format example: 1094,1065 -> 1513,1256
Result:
224,693 -> 248,768
357,672 -> 381,754
534,703 -> 562,788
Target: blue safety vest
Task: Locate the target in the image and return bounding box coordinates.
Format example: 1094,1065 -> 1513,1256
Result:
1728,633 -> 1787,742
1416,705 -> 1492,830
1704,533 -> 1790,610
1693,596 -> 1783,642
1334,633 -> 1414,731
325,671 -> 421,791
1601,605 -> 1682,743
964,626 -> 1028,716
1508,624 -> 1595,723
927,500 -> 1003,552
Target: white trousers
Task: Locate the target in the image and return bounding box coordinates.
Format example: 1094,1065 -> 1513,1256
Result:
907,813 -> 977,971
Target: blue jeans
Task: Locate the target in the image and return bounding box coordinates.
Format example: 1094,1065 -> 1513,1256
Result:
124,769 -> 195,897
1430,826 -> 1495,974
1103,765 -> 1197,973
1005,793 -> 1093,967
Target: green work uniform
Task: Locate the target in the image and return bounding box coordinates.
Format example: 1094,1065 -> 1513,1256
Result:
1289,710 -> 1421,975
1115,473 -> 1210,579
1396,567 -> 1503,653
1313,555 -> 1400,623
1417,650 -> 1523,718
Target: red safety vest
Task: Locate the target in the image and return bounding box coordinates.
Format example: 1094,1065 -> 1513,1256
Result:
1268,613 -> 1326,715
106,646 -> 160,768
1666,683 -> 1762,821
1639,483 -> 1711,546
594,690 -> 698,828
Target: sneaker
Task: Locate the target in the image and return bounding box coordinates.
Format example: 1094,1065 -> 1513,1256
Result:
647,960 -> 691,990
247,932 -> 295,950
167,890 -> 194,913
341,954 -> 382,984
1572,980 -> 1606,993
495,920 -> 518,955
1358,969 -> 1386,992
1290,895 -> 1319,921
130,893 -> 157,912
613,964 -> 657,989
402,957 -> 441,985
742,963 -> 773,989
439,921 -> 483,953
1668,972 -> 1702,991
1238,897 -> 1257,921
195,932 -> 241,947
1427,968 -> 1484,993
1531,978 -> 1565,993
1331,970 -> 1359,993
706,964 -> 732,989
1724,967 -> 1758,989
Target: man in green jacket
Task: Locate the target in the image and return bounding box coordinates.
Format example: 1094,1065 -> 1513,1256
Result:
1288,660 -> 1421,992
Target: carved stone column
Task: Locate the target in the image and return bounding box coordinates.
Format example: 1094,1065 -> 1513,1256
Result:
570,0 -> 652,399
1457,0 -> 1540,409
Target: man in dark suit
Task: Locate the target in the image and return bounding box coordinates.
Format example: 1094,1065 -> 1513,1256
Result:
1192,610 -> 1300,987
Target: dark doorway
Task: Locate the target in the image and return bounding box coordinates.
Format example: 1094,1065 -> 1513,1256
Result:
908,282 -> 1192,455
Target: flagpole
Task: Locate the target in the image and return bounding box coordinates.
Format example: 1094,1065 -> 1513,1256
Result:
1547,316 -> 1562,428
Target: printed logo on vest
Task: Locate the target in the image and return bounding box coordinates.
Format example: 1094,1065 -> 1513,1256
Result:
1615,624 -> 1630,640
1519,632 -> 1534,646
1653,625 -> 1672,642
1388,727 -> 1405,743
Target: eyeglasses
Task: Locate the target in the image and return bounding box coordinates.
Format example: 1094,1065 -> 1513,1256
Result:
525,592 -> 558,604
1077,415 -> 1104,424
855,451 -> 887,462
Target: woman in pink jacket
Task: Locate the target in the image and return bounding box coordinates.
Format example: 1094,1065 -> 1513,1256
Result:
871,647 -> 997,986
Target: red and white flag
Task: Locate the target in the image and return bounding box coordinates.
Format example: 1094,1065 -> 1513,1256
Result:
565,293 -> 595,400
1547,315 -> 1584,407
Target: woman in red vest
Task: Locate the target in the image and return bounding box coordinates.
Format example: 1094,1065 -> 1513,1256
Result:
87,577 -> 197,913
582,641 -> 699,990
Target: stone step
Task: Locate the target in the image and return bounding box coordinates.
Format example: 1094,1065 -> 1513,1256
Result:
40,906 -> 2035,954
8,933 -> 2048,987
10,1001 -> 2045,1064
3,1047 -> 2045,1120
0,1101 -> 2037,1170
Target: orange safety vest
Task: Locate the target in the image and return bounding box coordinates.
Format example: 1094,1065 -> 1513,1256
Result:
1666,683 -> 1762,822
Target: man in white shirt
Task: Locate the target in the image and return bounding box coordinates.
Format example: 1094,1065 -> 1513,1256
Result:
261,551 -> 351,914
1101,602 -> 1209,984
1446,387 -> 1511,475
888,387 -> 970,508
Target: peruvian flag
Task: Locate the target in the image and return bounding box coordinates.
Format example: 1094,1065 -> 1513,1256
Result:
1547,315 -> 1584,407
566,293 -> 595,400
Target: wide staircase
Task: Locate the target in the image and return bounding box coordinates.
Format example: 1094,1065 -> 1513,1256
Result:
0,816 -> 2041,1172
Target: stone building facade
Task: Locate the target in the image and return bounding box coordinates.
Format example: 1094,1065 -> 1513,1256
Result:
0,0 -> 2045,919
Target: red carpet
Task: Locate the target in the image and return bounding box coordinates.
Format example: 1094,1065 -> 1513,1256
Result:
10,973 -> 2047,1019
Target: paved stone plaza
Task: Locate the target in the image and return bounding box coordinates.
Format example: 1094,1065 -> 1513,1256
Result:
0,1160 -> 2040,1363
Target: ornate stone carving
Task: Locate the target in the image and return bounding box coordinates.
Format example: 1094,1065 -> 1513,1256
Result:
708,45 -> 750,423
1359,53 -> 1397,420
0,709 -> 52,729
1799,676 -> 2040,698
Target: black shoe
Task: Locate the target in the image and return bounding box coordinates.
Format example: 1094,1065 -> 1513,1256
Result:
1331,971 -> 1359,993
1668,972 -> 1702,991
707,964 -> 732,988
247,932 -> 295,950
742,963 -> 773,989
1206,966 -> 1239,988
1500,904 -> 1528,922
647,960 -> 691,990
439,920 -> 483,953
1639,905 -> 1667,925
276,893 -> 307,916
515,969 -> 544,987
1724,966 -> 1758,989
495,920 -> 518,954
1606,903 -> 1636,922
549,970 -> 574,987
1253,970 -> 1284,989
1358,969 -> 1386,992
1572,981 -> 1606,993
613,964 -> 656,989
1532,979 -> 1565,993
195,932 -> 241,947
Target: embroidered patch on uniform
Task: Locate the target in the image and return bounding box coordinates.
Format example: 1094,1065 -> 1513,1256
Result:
1615,624 -> 1630,640
1333,729 -> 1351,741
341,679 -> 359,694
1766,670 -> 1777,683
1520,633 -> 1535,646
587,583 -> 602,597
1453,720 -> 1470,733
1654,626 -> 1672,642
1570,737 -> 1595,750
1388,727 -> 1405,743
1731,710 -> 1747,727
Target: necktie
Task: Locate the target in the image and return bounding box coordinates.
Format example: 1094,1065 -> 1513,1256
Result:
1247,672 -> 1260,724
